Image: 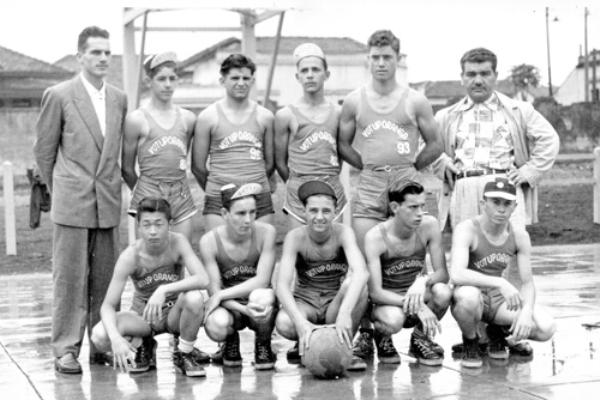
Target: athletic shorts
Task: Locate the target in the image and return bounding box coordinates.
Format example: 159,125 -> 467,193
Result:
480,287 -> 505,323
129,175 -> 197,224
130,296 -> 177,334
294,288 -> 338,324
352,165 -> 419,221
283,174 -> 347,223
202,192 -> 274,218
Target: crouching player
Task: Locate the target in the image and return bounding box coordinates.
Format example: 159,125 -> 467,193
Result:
200,183 -> 278,370
451,178 -> 555,368
91,197 -> 210,377
359,180 -> 451,367
275,181 -> 369,368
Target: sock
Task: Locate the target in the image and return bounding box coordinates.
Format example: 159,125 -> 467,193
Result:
178,338 -> 194,354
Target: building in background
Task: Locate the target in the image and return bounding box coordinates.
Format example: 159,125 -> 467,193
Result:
555,49 -> 600,105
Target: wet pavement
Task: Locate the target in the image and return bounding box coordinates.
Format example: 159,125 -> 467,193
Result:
1,244 -> 599,399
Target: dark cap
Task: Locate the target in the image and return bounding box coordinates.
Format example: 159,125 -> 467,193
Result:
220,182 -> 262,207
483,177 -> 517,201
298,180 -> 337,204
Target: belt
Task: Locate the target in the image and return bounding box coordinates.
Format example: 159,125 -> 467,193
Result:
455,169 -> 508,180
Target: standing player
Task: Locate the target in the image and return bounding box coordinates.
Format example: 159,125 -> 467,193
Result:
192,54 -> 275,231
200,183 -> 278,370
450,178 -> 555,368
274,43 -> 347,228
91,198 -> 210,377
338,29 -> 442,359
275,181 -> 369,367
362,180 -> 451,366
122,52 -> 198,240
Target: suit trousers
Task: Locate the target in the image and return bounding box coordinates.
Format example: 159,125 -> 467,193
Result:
51,224 -> 119,358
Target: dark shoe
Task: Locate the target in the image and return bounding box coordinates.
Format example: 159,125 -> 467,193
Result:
346,355 -> 367,371
451,341 -> 488,354
173,351 -> 207,377
286,341 -> 301,364
461,336 -> 483,368
509,341 -> 534,357
89,352 -> 113,367
55,353 -> 82,374
129,337 -> 156,373
375,332 -> 400,364
409,332 -> 443,366
486,325 -> 509,360
253,337 -> 276,370
190,348 -> 211,364
212,332 -> 242,367
352,328 -> 374,359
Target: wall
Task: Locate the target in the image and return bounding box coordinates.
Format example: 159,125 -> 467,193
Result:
0,108 -> 38,174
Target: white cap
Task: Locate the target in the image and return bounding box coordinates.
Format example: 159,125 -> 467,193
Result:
293,43 -> 326,65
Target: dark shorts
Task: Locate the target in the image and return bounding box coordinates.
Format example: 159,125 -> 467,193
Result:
129,176 -> 197,224
283,174 -> 348,223
202,192 -> 274,218
480,287 -> 505,323
294,288 -> 338,324
130,296 -> 178,334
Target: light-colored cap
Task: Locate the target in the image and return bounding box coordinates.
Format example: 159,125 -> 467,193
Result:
220,182 -> 263,206
293,43 -> 325,65
144,51 -> 178,71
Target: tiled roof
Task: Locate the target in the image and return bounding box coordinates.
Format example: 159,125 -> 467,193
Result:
0,45 -> 70,75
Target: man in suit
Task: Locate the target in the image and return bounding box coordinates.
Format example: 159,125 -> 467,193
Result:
34,26 -> 128,374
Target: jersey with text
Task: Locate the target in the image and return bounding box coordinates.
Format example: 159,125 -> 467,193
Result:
467,219 -> 517,277
379,224 -> 427,292
131,242 -> 184,304
214,228 -> 261,288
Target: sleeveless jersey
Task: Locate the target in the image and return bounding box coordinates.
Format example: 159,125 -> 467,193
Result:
295,227 -> 348,293
131,242 -> 184,304
467,219 -> 517,277
353,88 -> 420,168
379,224 -> 427,292
214,228 -> 261,288
287,103 -> 340,177
206,103 -> 269,196
137,108 -> 189,181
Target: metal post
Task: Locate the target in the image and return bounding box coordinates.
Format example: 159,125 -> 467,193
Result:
135,11 -> 149,108
594,147 -> 600,224
584,7 -> 590,102
264,11 -> 285,111
545,7 -> 553,97
3,161 -> 17,255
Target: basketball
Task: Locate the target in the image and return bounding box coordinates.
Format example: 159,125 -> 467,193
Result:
301,325 -> 352,379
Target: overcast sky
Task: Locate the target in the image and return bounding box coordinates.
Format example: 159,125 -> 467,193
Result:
1,0 -> 599,86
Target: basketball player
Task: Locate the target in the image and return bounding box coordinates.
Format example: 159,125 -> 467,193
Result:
200,183 -> 278,370
275,181 -> 369,368
451,177 -> 555,368
274,42 -> 347,228
192,54 -> 275,231
91,198 -> 210,377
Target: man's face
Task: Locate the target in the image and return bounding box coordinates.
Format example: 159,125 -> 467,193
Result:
224,196 -> 257,236
304,195 -> 336,233
295,56 -> 329,94
390,193 -> 425,229
481,196 -> 516,224
367,45 -> 398,82
149,66 -> 178,102
220,67 -> 254,100
461,61 -> 497,103
77,36 -> 111,80
138,211 -> 169,248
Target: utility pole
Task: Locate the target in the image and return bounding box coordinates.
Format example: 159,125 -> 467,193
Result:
584,7 -> 590,102
545,7 -> 553,97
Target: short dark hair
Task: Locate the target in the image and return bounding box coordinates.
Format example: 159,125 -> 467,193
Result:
77,26 -> 109,52
388,181 -> 424,205
220,54 -> 256,76
136,197 -> 171,222
460,47 -> 497,73
367,30 -> 400,54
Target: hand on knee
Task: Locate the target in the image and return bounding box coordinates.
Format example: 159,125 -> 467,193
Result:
248,288 -> 276,309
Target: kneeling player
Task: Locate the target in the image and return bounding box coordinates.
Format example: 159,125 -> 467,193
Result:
451,178 -> 555,368
200,183 -> 278,370
91,197 -> 210,377
361,180 -> 451,366
275,181 -> 369,367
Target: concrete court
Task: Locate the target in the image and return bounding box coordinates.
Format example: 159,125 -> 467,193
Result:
1,244 -> 599,400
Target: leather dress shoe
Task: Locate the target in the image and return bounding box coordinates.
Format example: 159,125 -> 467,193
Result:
55,353 -> 82,374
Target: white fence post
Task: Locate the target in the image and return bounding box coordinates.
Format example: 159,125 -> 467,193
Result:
3,161 -> 17,255
594,147 -> 600,224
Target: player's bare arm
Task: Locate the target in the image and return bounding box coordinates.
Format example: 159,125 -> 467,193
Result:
411,91 -> 443,170
274,107 -> 294,181
121,110 -> 145,190
337,91 -> 363,170
191,106 -> 216,190
257,106 -> 275,177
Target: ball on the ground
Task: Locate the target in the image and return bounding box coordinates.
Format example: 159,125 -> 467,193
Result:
302,325 -> 352,379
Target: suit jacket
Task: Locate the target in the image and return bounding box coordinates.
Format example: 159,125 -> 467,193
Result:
34,76 -> 127,228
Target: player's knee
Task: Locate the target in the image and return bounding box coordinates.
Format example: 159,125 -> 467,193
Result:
275,309 -> 297,340
182,290 -> 205,315
205,307 -> 233,342
431,283 -> 452,307
452,286 -> 481,313
248,288 -> 276,308
534,314 -> 556,342
91,322 -> 111,352
372,307 -> 404,334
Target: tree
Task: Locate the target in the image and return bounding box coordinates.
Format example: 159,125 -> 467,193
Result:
510,64 -> 541,102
